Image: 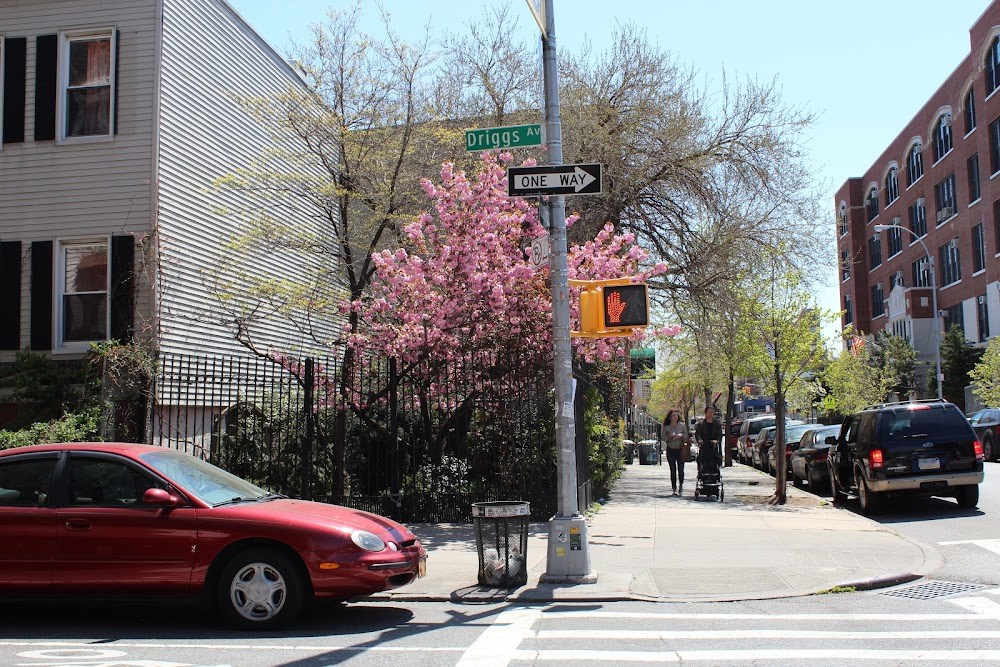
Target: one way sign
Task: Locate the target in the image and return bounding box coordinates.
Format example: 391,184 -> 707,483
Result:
507,163 -> 602,197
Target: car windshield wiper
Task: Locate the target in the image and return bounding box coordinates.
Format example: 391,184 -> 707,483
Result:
256,492 -> 287,502
213,496 -> 253,507
896,433 -> 930,439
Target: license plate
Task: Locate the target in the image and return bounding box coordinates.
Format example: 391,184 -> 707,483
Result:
918,458 -> 941,470
418,556 -> 427,578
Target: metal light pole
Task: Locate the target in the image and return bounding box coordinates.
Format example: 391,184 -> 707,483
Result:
537,0 -> 595,584
873,223 -> 942,400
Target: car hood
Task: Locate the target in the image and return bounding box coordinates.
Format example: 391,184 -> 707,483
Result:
214,499 -> 417,542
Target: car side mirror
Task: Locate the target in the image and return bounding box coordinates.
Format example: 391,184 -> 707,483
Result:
142,488 -> 181,506
825,436 -> 837,445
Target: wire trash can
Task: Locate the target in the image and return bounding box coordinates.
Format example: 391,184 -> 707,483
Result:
471,501 -> 530,588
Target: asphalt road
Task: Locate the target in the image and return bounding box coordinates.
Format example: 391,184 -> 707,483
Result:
3,592 -> 1000,666
808,460 -> 1000,587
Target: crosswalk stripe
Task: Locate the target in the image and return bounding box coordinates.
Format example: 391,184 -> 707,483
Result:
457,608 -> 542,667
537,629 -> 1000,640
511,649 -> 1000,662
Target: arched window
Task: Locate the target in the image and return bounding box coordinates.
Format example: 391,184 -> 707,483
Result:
933,114 -> 953,162
987,36 -> 1000,94
884,167 -> 899,205
907,143 -> 923,185
965,86 -> 977,133
865,187 -> 879,222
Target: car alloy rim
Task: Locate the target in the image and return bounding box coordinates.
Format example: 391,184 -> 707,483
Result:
230,562 -> 286,622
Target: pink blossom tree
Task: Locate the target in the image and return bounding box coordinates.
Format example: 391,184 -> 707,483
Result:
347,152 -> 678,378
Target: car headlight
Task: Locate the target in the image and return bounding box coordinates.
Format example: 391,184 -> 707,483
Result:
351,530 -> 386,552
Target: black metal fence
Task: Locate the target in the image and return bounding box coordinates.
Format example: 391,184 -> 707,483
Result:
152,351 -> 570,522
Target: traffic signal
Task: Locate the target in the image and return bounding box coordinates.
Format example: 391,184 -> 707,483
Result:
573,280 -> 649,337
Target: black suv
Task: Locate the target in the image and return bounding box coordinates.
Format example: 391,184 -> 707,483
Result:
827,400 -> 984,515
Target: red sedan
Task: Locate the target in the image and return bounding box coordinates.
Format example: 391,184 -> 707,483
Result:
0,443 -> 426,629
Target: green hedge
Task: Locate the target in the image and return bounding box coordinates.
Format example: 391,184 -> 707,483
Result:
0,408 -> 102,451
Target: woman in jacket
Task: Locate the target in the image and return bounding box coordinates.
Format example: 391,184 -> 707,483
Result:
662,409 -> 688,496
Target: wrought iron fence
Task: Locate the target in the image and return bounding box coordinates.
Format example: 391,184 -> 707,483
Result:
152,351 -> 568,522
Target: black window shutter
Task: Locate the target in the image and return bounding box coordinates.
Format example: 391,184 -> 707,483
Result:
34,34 -> 58,142
113,30 -> 120,135
110,235 -> 135,342
2,37 -> 27,143
0,242 -> 22,350
30,241 -> 53,350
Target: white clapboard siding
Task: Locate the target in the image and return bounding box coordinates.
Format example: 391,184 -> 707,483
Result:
156,0 -> 343,360
0,0 -> 157,363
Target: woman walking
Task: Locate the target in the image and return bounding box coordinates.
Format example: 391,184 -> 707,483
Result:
662,410 -> 688,496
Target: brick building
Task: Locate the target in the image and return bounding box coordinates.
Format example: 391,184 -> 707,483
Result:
837,1 -> 1000,386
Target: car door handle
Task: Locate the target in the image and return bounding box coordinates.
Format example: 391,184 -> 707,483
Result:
64,519 -> 93,531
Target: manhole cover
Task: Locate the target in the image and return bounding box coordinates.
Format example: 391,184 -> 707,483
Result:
879,580 -> 987,600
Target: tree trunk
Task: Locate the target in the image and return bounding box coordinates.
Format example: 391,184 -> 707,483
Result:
725,367 -> 735,466
773,363 -> 787,504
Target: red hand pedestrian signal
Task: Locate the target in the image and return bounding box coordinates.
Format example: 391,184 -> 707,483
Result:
602,284 -> 648,329
606,291 -> 627,324
572,280 -> 649,336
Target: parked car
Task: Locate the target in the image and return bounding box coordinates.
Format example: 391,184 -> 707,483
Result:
765,423 -> 813,475
790,424 -> 842,492
727,418 -> 744,462
751,426 -> 777,469
0,443 -> 427,629
827,401 -> 984,515
737,415 -> 777,464
968,408 -> 1000,462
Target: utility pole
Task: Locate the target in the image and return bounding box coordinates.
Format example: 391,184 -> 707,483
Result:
535,0 -> 596,584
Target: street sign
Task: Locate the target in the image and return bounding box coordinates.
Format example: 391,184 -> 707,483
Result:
823,395 -> 836,410
466,124 -> 543,151
507,163 -> 602,197
530,233 -> 550,270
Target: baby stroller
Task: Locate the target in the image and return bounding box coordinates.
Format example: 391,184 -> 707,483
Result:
694,439 -> 724,502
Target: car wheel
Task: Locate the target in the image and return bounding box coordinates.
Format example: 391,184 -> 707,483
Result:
693,488 -> 699,501
856,470 -> 882,516
984,436 -> 995,463
830,471 -> 848,504
718,487 -> 724,502
217,547 -> 305,630
955,484 -> 979,509
807,466 -> 825,495
792,470 -> 803,488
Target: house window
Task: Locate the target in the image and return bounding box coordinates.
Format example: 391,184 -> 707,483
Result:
968,153 -> 981,204
907,143 -> 924,185
973,223 -> 986,273
58,28 -> 115,140
988,36 -> 1000,95
978,295 -> 990,342
996,199 -> 1000,254
841,249 -> 851,281
871,283 -> 885,318
887,224 -> 902,257
933,114 -> 953,162
934,173 -> 956,223
911,256 -> 932,288
868,233 -> 882,269
991,117 -> 1000,175
885,168 -> 899,205
839,205 -> 848,237
938,238 -> 961,286
58,240 -> 108,347
943,303 -> 964,333
909,198 -> 927,237
865,187 -> 879,222
844,294 -> 853,326
889,270 -> 904,291
965,86 -> 977,134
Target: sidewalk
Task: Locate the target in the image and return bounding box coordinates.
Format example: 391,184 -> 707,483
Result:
372,460 -> 941,603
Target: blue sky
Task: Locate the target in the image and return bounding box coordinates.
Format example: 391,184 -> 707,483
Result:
227,0 -> 992,329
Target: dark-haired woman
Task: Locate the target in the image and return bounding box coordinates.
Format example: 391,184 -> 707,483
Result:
662,410 -> 688,496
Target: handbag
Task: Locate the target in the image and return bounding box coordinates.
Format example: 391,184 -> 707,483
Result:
681,440 -> 692,463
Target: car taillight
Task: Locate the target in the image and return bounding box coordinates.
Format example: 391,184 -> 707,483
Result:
974,440 -> 984,461
869,449 -> 884,469
785,445 -> 792,456
816,451 -> 828,462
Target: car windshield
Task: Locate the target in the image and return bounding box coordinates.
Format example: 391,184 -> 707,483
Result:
783,425 -> 811,443
968,410 -> 991,425
749,419 -> 776,435
880,406 -> 972,443
140,449 -> 269,506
